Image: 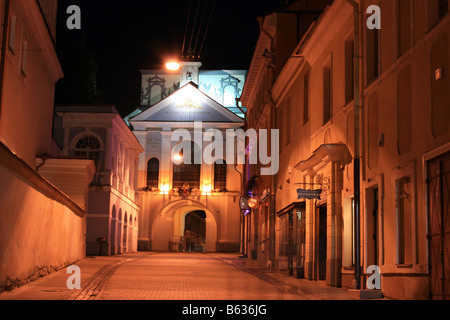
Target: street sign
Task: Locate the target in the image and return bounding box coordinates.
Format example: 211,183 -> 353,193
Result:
297,189 -> 322,200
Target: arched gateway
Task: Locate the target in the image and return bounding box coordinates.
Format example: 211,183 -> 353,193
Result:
130,82 -> 244,254
151,200 -> 218,252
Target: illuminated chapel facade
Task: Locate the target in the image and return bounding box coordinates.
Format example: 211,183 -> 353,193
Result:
128,63 -> 246,252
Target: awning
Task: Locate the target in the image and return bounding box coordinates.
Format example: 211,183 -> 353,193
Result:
277,202 -> 305,217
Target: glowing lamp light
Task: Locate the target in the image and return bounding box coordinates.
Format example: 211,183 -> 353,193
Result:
203,184 -> 212,194
248,197 -> 258,209
173,153 -> 183,162
166,61 -> 181,71
160,184 -> 170,194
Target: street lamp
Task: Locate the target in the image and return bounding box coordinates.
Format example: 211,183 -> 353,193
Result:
248,197 -> 258,209
166,61 -> 181,71
160,184 -> 170,194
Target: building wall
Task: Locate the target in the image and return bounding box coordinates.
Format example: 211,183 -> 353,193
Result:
54,106 -> 143,256
0,144 -> 93,292
245,0 -> 450,300
0,0 -> 63,167
241,0 -> 330,266
0,1 -> 96,292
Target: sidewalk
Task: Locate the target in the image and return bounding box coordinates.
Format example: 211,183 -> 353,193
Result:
213,253 -> 387,300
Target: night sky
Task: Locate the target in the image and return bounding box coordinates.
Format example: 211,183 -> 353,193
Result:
56,0 -> 286,117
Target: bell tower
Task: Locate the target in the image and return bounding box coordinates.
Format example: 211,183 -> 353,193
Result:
180,61 -> 202,86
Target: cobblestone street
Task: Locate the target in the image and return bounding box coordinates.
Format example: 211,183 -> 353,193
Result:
0,252 -> 357,301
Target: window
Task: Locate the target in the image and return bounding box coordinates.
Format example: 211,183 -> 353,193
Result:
343,197 -> 356,268
214,160 -> 227,191
286,98 -> 291,145
74,135 -> 102,169
397,0 -> 412,58
345,40 -> 354,103
428,0 -> 449,30
146,158 -> 159,188
397,66 -> 412,154
397,176 -> 413,265
439,0 -> 449,19
323,56 -> 332,124
366,26 -> 379,84
303,71 -> 310,125
20,37 -> 28,76
431,34 -> 449,137
368,92 -> 379,168
173,141 -> 201,189
277,107 -> 284,152
8,15 -> 16,53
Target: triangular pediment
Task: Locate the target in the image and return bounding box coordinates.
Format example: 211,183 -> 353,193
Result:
130,82 -> 244,123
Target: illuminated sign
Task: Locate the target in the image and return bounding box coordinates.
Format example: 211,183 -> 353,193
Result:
297,189 -> 322,200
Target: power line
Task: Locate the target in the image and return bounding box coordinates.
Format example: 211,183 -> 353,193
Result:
181,0 -> 193,58
198,0 -> 216,59
193,0 -> 209,56
181,0 -> 216,60
187,0 -> 201,58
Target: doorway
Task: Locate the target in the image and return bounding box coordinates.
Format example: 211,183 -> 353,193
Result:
427,151 -> 450,300
184,211 -> 207,252
315,205 -> 327,281
366,187 -> 380,266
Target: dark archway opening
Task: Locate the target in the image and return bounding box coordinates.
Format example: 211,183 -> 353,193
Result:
184,211 -> 206,252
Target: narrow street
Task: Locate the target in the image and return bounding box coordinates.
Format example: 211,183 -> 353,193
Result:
0,252 -> 356,301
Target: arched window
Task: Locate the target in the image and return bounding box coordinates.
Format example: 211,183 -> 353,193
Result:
214,159 -> 227,191
74,135 -> 101,168
173,141 -> 201,189
147,158 -> 160,188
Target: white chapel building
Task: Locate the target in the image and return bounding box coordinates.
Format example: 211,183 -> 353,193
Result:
128,62 -> 246,252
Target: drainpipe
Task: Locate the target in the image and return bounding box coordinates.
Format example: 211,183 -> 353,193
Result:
0,0 -> 10,118
258,16 -> 277,266
346,0 -> 362,290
